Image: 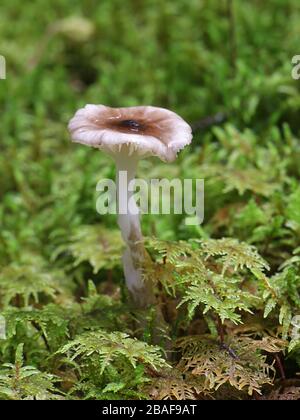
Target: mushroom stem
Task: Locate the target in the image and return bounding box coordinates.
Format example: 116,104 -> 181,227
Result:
115,154 -> 155,308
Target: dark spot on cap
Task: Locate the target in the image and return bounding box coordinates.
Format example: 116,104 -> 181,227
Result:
119,119 -> 143,132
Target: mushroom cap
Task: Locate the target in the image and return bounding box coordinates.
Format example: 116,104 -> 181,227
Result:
68,104 -> 192,162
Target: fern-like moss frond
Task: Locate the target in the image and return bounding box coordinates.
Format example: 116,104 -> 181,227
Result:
176,334 -> 285,395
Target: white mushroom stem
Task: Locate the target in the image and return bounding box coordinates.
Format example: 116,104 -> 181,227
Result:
114,152 -> 155,308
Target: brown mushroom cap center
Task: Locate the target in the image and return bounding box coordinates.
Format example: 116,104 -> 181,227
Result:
89,110 -> 172,145
107,117 -> 162,137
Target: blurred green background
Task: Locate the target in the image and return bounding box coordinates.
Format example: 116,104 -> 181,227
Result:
1,0 -> 300,267
1,0 -> 300,263
2,0 -> 300,125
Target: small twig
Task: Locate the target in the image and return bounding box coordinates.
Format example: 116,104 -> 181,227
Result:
216,315 -> 225,344
274,353 -> 286,380
191,112 -> 227,133
220,342 -> 239,360
31,321 -> 51,352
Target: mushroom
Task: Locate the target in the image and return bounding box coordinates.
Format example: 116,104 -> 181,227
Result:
68,104 -> 192,308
